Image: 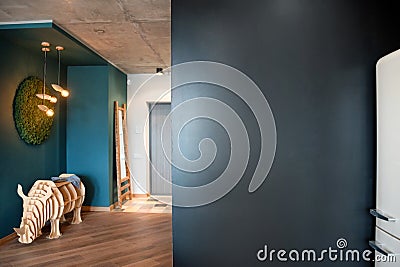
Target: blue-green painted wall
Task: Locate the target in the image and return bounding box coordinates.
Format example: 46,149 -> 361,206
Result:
67,65 -> 126,207
0,38 -> 67,238
67,66 -> 109,207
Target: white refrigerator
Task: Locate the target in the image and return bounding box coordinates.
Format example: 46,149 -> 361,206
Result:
371,49 -> 400,266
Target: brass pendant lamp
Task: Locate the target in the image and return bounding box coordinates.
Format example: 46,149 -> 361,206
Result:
51,46 -> 69,97
36,42 -> 55,117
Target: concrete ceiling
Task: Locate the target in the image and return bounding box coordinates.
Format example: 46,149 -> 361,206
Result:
0,0 -> 170,74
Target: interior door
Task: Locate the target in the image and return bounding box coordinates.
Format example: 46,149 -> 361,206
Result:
149,103 -> 172,195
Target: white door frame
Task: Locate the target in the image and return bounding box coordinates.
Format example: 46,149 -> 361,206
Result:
146,101 -> 171,196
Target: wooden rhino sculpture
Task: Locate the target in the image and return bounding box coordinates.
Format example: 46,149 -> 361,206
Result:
14,179 -> 85,244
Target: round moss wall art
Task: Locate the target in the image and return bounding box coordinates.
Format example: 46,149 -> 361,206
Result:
13,76 -> 55,145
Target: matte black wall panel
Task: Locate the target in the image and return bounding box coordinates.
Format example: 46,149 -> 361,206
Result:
172,0 -> 400,266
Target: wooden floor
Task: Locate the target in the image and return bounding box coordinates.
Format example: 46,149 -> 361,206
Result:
0,212 -> 172,267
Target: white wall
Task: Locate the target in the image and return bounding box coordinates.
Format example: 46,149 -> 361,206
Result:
127,74 -> 171,194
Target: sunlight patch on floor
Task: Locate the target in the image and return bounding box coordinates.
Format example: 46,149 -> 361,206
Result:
114,196 -> 172,213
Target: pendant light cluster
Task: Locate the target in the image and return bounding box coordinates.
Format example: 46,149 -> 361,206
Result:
36,41 -> 70,117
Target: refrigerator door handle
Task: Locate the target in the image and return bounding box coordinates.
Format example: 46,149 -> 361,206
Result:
369,241 -> 397,256
370,209 -> 398,222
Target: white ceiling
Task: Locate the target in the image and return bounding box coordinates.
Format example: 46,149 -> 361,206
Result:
0,0 -> 171,74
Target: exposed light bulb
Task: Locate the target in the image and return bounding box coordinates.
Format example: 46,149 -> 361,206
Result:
38,105 -> 54,116
50,96 -> 58,103
52,84 -> 70,97
46,109 -> 54,117
61,90 -> 69,97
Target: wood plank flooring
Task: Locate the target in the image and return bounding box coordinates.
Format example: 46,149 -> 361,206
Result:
0,212 -> 172,267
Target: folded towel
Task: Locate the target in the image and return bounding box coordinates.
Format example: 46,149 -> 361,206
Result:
51,174 -> 81,189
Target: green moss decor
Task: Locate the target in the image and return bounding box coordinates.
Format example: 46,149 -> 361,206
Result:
13,76 -> 55,145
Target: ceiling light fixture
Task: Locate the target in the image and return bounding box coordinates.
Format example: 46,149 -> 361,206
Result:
51,46 -> 70,97
36,42 -> 57,103
156,67 -> 163,75
37,41 -> 55,117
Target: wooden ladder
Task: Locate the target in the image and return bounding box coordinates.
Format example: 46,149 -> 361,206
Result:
114,101 -> 133,208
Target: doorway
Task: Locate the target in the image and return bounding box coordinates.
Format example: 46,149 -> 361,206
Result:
149,102 -> 172,196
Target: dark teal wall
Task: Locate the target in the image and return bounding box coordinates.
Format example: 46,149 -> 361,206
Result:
67,66 -> 110,207
0,38 -> 66,238
108,66 -> 127,204
67,65 -> 126,207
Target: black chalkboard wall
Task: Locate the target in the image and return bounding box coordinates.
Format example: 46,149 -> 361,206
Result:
171,1 -> 400,266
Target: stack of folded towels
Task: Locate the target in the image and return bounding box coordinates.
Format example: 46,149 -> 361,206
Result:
51,174 -> 81,189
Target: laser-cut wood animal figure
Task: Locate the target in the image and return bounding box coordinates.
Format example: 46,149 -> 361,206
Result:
14,179 -> 85,244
